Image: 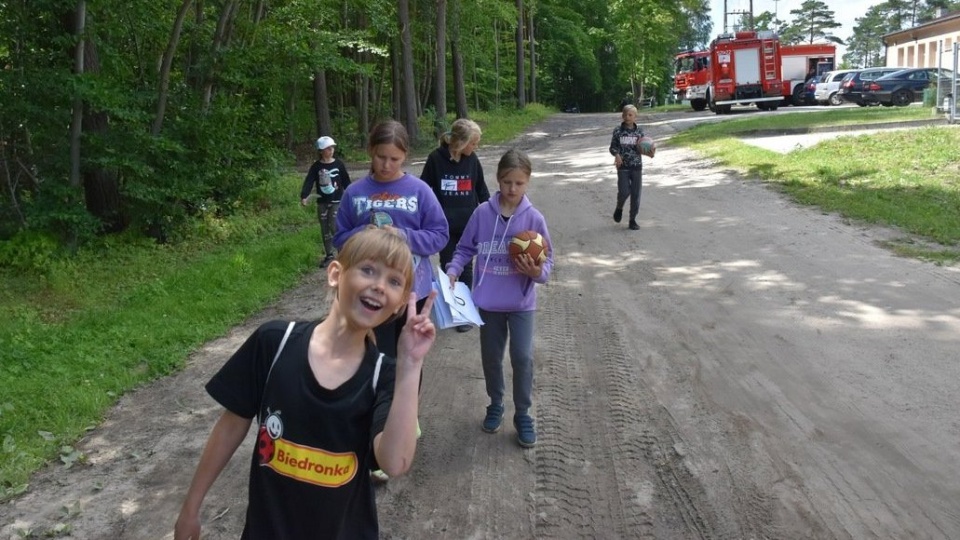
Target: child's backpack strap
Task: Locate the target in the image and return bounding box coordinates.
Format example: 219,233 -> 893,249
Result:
259,321 -> 296,423
371,353 -> 384,393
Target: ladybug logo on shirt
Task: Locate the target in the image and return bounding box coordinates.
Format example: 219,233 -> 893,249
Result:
255,408 -> 360,487
257,410 -> 283,465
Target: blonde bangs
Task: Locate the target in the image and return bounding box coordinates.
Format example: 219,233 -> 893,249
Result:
338,227 -> 415,297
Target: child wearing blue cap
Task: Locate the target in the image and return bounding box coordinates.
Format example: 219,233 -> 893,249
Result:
301,136 -> 352,267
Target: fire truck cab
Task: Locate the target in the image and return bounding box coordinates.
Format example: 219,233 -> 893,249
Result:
673,50 -> 711,111
707,30 -> 783,114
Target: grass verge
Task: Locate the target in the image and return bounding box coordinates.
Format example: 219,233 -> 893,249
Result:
670,106 -> 960,263
0,174 -> 319,498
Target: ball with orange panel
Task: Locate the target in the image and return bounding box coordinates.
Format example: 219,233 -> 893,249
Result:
508,230 -> 549,266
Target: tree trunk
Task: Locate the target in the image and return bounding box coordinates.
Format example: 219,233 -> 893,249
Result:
64,6 -> 126,233
435,0 -> 448,129
391,40 -> 402,121
186,1 -> 204,90
451,38 -> 469,119
398,0 -> 419,141
152,0 -> 194,135
202,0 -> 238,113
313,69 -> 332,137
419,38 -> 433,119
528,4 -> 536,104
359,72 -> 370,141
515,0 -> 525,108
450,0 -> 468,118
495,20 -> 501,108
286,79 -> 296,149
70,1 -> 86,189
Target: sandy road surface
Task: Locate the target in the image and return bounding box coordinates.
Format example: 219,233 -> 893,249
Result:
3,110 -> 960,539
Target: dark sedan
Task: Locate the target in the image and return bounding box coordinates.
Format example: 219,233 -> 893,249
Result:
837,67 -> 902,106
861,67 -> 955,107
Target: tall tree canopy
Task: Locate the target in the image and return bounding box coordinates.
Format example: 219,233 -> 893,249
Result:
780,0 -> 844,45
0,0 -> 714,253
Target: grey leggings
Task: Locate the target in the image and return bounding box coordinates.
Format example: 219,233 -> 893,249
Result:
316,201 -> 339,256
478,309 -> 535,416
616,166 -> 642,221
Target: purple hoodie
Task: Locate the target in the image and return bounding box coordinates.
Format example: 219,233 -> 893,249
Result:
446,192 -> 552,312
334,173 -> 449,300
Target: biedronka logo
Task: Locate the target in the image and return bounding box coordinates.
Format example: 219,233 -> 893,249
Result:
257,411 -> 358,488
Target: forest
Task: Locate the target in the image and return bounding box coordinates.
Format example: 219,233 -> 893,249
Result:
0,0 -> 957,258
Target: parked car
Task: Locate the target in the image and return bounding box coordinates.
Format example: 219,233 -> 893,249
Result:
861,67 -> 956,106
837,67 -> 903,106
814,69 -> 860,105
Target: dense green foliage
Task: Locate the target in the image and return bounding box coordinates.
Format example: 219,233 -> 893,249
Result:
0,0 -> 711,255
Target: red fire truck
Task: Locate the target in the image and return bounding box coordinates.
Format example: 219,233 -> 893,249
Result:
779,43 -> 836,105
672,50 -> 711,111
706,30 -> 783,114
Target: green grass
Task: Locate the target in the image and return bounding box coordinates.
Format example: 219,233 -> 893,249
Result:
470,103 -> 555,144
0,105 -> 554,499
0,174 -> 321,497
671,106 -> 933,143
671,107 -> 960,263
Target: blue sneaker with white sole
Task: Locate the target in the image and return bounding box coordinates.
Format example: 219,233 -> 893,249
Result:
513,414 -> 536,448
482,403 -> 504,433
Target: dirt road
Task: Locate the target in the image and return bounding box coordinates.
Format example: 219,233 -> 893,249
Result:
3,111 -> 960,539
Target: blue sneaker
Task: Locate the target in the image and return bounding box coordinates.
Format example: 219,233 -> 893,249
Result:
482,403 -> 504,433
514,414 -> 536,448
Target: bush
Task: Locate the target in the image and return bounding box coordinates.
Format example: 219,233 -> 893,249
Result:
0,231 -> 61,274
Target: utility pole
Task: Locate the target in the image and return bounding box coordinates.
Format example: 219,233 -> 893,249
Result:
724,0 -> 754,32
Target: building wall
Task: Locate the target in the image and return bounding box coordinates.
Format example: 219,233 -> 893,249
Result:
884,17 -> 960,70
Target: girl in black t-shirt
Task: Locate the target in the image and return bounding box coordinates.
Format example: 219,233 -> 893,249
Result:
175,227 -> 437,540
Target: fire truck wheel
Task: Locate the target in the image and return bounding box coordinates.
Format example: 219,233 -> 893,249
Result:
792,85 -> 805,106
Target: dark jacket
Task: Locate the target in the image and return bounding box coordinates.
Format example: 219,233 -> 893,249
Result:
300,158 -> 351,203
420,145 -> 490,235
609,123 -> 645,170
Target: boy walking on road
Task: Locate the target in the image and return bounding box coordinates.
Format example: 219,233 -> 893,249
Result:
609,104 -> 645,230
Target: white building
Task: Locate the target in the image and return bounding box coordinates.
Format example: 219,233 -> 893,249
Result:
883,10 -> 960,70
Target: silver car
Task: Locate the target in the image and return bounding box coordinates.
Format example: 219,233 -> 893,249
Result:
814,69 -> 860,106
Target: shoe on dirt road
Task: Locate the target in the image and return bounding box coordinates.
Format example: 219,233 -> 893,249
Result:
482,403 -> 504,433
513,414 -> 537,448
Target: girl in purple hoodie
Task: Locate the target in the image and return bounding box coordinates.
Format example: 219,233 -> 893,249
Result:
334,120 -> 449,358
445,149 -> 553,449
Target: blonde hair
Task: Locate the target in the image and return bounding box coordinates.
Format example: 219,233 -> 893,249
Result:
336,227 -> 415,302
440,118 -> 482,162
496,148 -> 532,181
621,104 -> 638,117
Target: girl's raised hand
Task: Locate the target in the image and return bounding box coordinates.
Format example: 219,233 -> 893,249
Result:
397,291 -> 437,364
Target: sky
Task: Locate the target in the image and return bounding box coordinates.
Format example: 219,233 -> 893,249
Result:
709,0 -> 878,58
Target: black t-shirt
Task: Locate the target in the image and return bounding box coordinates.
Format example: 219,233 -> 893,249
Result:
300,158 -> 352,203
206,320 -> 394,540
